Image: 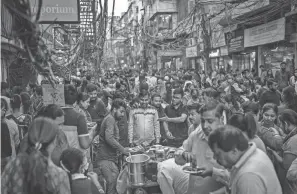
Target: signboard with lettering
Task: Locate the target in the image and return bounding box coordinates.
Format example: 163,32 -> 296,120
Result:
225,30 -> 244,53
30,0 -> 80,23
42,84 -> 65,107
244,18 -> 285,47
186,46 -> 198,58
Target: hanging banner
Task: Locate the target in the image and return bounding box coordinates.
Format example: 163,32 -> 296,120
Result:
30,0 -> 80,23
42,84 -> 65,107
244,18 -> 285,47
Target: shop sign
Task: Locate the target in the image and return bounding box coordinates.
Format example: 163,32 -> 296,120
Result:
225,31 -> 244,53
186,46 -> 198,58
30,0 -> 80,24
244,18 -> 285,47
157,50 -> 183,56
42,84 -> 65,107
212,29 -> 226,48
220,46 -> 229,56
290,33 -> 297,43
209,49 -> 220,58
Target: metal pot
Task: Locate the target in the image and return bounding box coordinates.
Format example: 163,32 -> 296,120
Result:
126,154 -> 150,186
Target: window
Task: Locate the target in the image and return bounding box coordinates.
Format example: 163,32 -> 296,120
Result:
157,14 -> 172,31
188,0 -> 195,14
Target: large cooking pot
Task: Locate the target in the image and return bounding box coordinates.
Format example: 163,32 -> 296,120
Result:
126,154 -> 150,186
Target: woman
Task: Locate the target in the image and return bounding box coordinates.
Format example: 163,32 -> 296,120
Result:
270,110 -> 297,194
19,104 -> 69,166
1,118 -> 71,194
75,93 -> 92,123
289,69 -> 297,92
60,148 -> 104,194
258,103 -> 284,151
7,94 -> 32,140
228,112 -> 266,153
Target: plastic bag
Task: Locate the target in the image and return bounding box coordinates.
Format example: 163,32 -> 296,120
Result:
116,164 -> 129,194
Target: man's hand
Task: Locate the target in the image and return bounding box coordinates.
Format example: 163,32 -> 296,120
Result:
182,151 -> 195,164
192,166 -> 213,177
166,131 -> 175,139
87,172 -> 98,181
123,147 -> 131,155
158,116 -> 169,122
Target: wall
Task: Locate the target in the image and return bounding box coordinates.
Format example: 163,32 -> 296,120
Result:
176,0 -> 188,22
148,0 -> 177,20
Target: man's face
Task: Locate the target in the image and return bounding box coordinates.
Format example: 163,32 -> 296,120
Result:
166,83 -> 171,90
115,106 -> 125,121
140,95 -> 149,108
191,90 -> 198,99
270,82 -> 278,91
201,109 -> 222,136
88,90 -> 97,101
212,143 -> 237,169
152,96 -> 161,108
172,94 -> 182,106
188,109 -> 200,126
1,106 -> 7,118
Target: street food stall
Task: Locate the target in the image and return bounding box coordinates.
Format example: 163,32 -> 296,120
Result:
118,145 -> 177,194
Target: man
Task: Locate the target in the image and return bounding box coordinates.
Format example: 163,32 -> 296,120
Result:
259,78 -> 281,107
158,101 -> 228,194
86,84 -> 108,124
260,65 -> 267,84
187,88 -> 200,106
159,88 -> 188,147
208,125 -> 282,194
151,93 -> 174,144
128,92 -> 160,146
96,99 -> 130,194
275,62 -> 290,91
164,81 -> 172,104
187,103 -> 202,135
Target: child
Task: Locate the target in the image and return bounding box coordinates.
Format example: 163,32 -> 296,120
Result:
60,148 -> 105,194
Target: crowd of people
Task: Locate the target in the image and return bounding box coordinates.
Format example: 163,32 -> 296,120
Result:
1,61 -> 297,194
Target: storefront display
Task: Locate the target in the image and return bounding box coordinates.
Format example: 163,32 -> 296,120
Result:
262,42 -> 295,73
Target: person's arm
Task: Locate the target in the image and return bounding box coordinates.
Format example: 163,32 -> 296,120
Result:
128,109 -> 134,145
77,114 -> 91,149
58,171 -> 71,194
153,110 -> 161,144
236,173 -> 266,194
163,113 -> 187,123
105,117 -> 125,153
287,158 -> 297,181
258,127 -> 283,151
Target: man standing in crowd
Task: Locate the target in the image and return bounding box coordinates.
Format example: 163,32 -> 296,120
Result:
128,92 -> 160,146
86,84 -> 107,124
150,93 -> 174,144
259,78 -> 281,107
159,88 -> 188,148
208,125 -> 282,194
96,99 -> 130,194
275,62 -> 290,91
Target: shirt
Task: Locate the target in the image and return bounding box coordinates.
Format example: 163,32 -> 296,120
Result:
63,107 -> 89,137
175,126 -> 225,194
71,174 -> 100,194
96,114 -> 125,163
165,104 -> 188,147
87,98 -> 107,123
230,143 -> 282,194
1,153 -> 71,194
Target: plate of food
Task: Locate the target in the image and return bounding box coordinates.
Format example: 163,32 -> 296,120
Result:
182,166 -> 202,174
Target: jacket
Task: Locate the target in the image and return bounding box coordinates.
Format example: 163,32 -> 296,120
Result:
128,106 -> 160,145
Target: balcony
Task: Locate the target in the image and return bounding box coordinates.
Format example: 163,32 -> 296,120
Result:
148,0 -> 177,21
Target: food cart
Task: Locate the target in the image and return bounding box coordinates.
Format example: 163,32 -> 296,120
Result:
122,145 -> 177,194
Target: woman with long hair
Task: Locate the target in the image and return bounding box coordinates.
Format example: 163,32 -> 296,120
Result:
258,103 -> 285,151
1,117 -> 71,194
